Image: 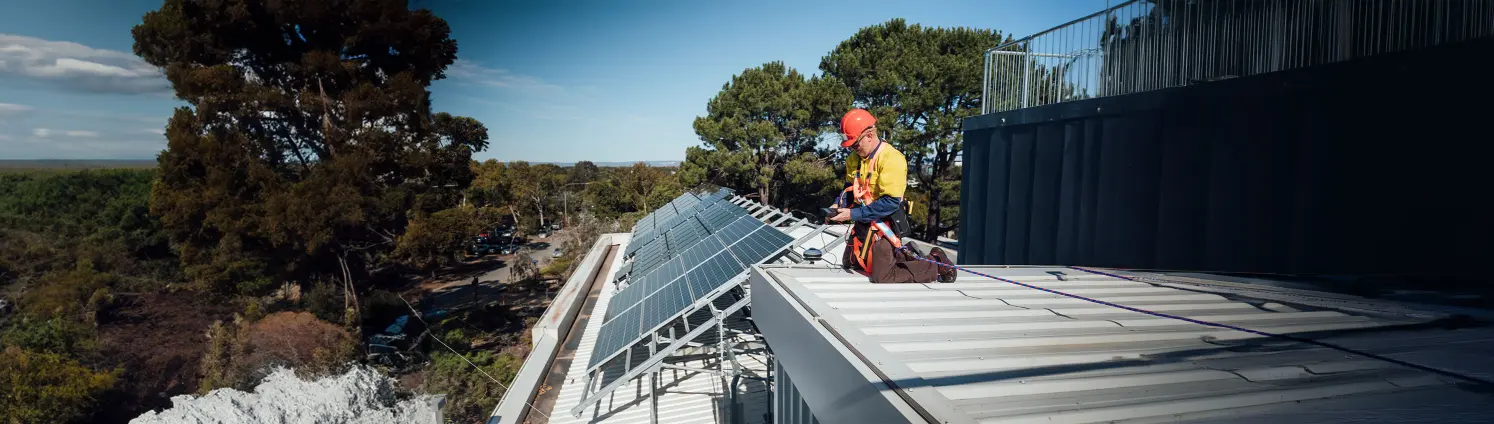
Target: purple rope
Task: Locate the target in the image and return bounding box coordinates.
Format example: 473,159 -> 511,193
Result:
896,247 -> 1494,387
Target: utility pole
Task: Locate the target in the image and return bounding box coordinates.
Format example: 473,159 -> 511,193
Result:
562,182 -> 592,229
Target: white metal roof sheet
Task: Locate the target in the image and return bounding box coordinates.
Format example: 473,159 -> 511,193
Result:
753,265 -> 1494,424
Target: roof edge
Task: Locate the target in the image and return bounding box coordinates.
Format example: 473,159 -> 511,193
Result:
489,233 -> 631,423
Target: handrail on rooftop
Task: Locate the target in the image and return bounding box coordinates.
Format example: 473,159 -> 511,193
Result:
982,0 -> 1494,114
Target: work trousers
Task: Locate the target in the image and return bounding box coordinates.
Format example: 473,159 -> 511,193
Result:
848,235 -> 940,284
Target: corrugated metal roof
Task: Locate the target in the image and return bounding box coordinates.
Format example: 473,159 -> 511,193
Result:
753,265 -> 1494,424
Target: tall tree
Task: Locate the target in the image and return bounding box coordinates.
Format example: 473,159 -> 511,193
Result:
504,162 -> 565,232
566,161 -> 600,186
614,162 -> 675,212
821,19 -> 1003,240
687,61 -> 851,206
469,159 -> 517,220
134,0 -> 487,293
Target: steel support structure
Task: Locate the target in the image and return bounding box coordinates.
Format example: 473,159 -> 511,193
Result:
570,292 -> 753,418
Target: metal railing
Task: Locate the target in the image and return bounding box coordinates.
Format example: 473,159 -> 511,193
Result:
984,0 -> 1494,114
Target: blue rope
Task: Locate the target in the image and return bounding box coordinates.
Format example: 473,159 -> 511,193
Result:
895,246 -> 1494,387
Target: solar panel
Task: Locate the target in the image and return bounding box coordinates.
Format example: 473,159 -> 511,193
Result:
626,191 -> 706,253
629,238 -> 670,272
665,219 -> 709,253
685,247 -> 743,299
700,202 -> 745,230
632,220 -> 709,278
678,236 -> 724,270
593,304 -> 640,363
728,226 -> 795,264
643,276 -> 690,332
606,256 -> 685,322
620,203 -> 747,280
626,192 -> 730,257
712,215 -> 759,243
589,211 -> 793,370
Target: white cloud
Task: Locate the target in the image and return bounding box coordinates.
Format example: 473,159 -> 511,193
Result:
32,127 -> 98,138
0,34 -> 170,94
143,128 -> 164,135
447,60 -> 563,92
0,102 -> 33,115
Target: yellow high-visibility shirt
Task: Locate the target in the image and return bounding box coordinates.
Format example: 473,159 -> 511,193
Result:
845,142 -> 907,200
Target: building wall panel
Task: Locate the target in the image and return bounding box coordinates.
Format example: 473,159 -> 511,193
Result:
959,38 -> 1494,275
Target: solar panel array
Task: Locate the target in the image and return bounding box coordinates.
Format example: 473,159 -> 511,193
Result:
625,188 -> 731,257
607,211 -> 755,320
590,204 -> 794,369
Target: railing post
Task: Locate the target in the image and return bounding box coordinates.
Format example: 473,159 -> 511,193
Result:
982,50 -> 992,114
1021,48 -> 1033,109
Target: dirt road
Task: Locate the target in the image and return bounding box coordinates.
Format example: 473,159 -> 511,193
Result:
419,230 -> 573,311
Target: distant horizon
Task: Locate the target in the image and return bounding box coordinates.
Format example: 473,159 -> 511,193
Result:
0,159 -> 684,166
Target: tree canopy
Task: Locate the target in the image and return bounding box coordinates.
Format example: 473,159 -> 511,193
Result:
685,61 -> 851,208
132,0 -> 487,293
821,19 -> 1004,239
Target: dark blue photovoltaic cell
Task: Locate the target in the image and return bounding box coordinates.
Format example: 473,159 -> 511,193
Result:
607,257 -> 683,322
713,216 -> 758,243
592,305 -> 640,365
679,236 -> 723,270
728,226 -> 795,263
685,248 -> 743,299
605,274 -> 648,322
629,240 -> 670,275
631,245 -> 676,278
701,203 -> 746,230
665,219 -> 709,253
642,277 -> 689,333
627,192 -> 706,254
628,191 -> 731,256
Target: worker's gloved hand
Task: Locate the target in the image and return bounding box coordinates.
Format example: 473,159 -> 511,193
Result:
829,207 -> 852,223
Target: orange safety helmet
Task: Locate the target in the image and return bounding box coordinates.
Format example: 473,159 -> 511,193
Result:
839,109 -> 876,148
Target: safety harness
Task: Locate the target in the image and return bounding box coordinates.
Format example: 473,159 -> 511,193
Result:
844,144 -> 903,273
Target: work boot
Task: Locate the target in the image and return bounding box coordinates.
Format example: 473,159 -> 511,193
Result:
930,247 -> 957,283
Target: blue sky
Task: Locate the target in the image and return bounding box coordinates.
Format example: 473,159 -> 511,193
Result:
0,0 -> 1109,161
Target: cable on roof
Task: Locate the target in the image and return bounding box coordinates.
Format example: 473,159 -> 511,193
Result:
897,246 -> 1494,388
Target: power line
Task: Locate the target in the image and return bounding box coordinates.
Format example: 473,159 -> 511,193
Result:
396,295 -> 552,420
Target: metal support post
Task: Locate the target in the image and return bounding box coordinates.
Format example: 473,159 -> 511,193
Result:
711,303 -> 725,369
649,370 -> 659,424
1022,50 -> 1033,108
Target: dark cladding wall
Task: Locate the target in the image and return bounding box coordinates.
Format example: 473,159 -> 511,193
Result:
959,38 -> 1494,275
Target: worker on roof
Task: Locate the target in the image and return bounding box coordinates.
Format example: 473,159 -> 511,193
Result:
828,109 -> 956,284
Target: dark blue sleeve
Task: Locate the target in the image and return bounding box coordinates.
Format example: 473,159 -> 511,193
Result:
851,196 -> 901,223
